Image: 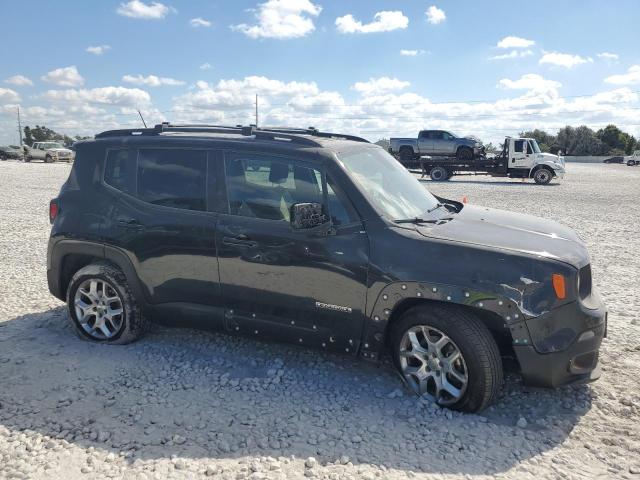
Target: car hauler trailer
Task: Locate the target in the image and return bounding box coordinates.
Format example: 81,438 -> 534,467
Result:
393,137 -> 566,185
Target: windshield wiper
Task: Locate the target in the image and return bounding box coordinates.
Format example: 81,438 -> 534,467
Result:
394,217 -> 438,224
426,203 -> 446,214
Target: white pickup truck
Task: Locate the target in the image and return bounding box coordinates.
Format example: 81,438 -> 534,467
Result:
626,150 -> 640,166
24,142 -> 74,163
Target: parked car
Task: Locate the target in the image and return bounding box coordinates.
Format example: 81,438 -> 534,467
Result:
389,130 -> 485,165
627,150 -> 640,166
24,141 -> 74,163
47,123 -> 606,412
0,145 -> 24,160
603,156 -> 624,164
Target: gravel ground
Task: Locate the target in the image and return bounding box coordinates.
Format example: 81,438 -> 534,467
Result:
0,161 -> 639,480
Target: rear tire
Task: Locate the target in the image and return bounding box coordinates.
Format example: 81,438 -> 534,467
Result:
628,160 -> 636,166
533,167 -> 553,185
66,263 -> 148,344
399,148 -> 414,165
390,304 -> 503,412
430,166 -> 449,181
456,147 -> 473,161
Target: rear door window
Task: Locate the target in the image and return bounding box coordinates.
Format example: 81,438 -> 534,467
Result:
137,149 -> 207,211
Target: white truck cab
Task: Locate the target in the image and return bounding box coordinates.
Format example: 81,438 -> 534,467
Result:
504,137 -> 565,184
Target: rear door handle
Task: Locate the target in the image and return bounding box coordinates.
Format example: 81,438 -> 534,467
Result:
116,218 -> 144,231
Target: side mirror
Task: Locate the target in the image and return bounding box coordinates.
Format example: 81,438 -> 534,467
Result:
290,202 -> 329,230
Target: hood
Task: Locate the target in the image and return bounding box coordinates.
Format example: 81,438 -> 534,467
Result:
416,205 -> 588,268
49,147 -> 72,153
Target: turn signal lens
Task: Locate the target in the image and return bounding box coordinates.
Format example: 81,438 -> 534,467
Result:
552,274 -> 566,299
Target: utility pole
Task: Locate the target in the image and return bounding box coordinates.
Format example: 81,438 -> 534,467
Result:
17,106 -> 23,147
255,94 -> 258,128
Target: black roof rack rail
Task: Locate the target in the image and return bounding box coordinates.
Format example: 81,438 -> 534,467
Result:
95,122 -> 369,145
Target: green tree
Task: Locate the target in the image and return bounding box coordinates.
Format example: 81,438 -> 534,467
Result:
23,125 -> 75,147
555,125 -> 606,156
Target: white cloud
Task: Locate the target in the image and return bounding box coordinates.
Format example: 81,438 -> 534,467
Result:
539,52 -> 592,68
122,74 -> 185,87
425,6 -> 445,25
498,73 -> 561,94
336,11 -> 409,34
117,1 -> 171,20
0,88 -> 21,104
604,65 -> 640,85
496,36 -> 535,49
41,66 -> 84,87
352,77 -> 410,95
199,63 -> 213,70
41,87 -> 151,107
597,52 -> 619,62
190,17 -> 211,28
489,49 -> 533,61
400,49 -> 426,57
232,0 -> 322,39
86,45 -> 111,55
5,75 -> 33,86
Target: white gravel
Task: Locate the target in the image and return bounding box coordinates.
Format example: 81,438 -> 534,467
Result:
0,160 -> 639,479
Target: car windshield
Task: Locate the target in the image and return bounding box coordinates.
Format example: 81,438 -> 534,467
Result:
42,142 -> 64,149
529,140 -> 541,154
337,147 -> 443,221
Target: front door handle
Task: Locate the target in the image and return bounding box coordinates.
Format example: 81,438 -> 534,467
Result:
222,234 -> 257,247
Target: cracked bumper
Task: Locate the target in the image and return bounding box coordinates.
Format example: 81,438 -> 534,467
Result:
514,299 -> 607,388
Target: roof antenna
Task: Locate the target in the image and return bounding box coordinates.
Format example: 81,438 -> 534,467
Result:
137,109 -> 148,128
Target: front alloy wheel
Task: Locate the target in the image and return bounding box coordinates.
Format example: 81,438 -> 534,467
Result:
533,168 -> 553,185
399,325 -> 468,405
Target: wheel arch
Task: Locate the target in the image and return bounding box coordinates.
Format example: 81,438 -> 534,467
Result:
530,163 -> 555,177
359,281 -> 530,364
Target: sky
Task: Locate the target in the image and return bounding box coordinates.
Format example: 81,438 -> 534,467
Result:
1,0 -> 640,145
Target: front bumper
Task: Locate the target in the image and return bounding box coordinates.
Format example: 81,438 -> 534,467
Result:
514,297 -> 607,388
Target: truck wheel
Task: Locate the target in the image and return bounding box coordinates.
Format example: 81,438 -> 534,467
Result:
390,304 -> 503,412
430,166 -> 449,181
400,148 -> 414,164
628,160 -> 636,166
66,263 -> 149,344
533,167 -> 553,185
45,155 -> 54,163
456,147 -> 473,161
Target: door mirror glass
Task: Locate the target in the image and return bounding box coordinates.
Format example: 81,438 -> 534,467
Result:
290,202 -> 328,229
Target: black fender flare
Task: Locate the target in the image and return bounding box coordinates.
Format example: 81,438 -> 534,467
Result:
48,239 -> 147,304
358,281 -> 532,360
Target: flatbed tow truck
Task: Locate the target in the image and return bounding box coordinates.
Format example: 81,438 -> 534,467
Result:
392,137 -> 566,185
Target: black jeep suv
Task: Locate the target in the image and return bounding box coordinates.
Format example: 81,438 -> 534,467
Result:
47,123 -> 607,412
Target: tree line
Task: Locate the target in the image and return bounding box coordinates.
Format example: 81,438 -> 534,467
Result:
22,125 -> 90,147
376,124 -> 638,156
520,124 -> 636,156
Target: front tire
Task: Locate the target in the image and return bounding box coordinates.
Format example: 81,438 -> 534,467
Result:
390,304 -> 503,412
533,167 -> 553,185
456,147 -> 473,161
628,160 -> 636,166
66,263 -> 148,344
45,155 -> 54,163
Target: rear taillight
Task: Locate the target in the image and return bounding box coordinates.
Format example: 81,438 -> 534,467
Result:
49,199 -> 60,224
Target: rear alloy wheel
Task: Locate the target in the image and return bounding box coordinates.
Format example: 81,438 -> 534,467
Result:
391,304 -> 503,412
533,167 -> 553,185
66,263 -> 148,344
430,166 -> 449,181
